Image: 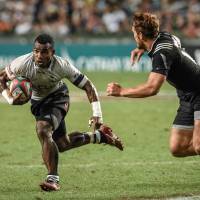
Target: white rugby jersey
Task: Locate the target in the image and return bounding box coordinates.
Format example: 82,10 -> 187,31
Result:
5,53 -> 88,100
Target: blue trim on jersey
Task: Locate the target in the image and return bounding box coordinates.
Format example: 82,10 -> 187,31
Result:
73,74 -> 84,86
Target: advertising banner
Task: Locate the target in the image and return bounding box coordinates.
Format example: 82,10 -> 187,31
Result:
0,43 -> 152,71
0,42 -> 199,71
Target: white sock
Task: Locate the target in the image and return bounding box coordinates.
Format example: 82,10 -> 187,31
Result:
88,131 -> 101,143
47,175 -> 59,183
88,132 -> 94,143
94,130 -> 101,143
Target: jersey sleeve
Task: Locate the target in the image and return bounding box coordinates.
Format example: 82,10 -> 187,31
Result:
61,59 -> 88,88
151,50 -> 173,76
5,55 -> 28,79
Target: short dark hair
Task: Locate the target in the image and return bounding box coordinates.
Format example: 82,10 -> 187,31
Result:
34,33 -> 54,47
133,12 -> 159,39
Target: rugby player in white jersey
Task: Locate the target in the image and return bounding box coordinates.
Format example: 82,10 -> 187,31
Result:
0,34 -> 123,191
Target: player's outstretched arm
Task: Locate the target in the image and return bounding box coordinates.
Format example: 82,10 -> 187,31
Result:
107,72 -> 166,98
64,61 -> 103,129
82,80 -> 103,129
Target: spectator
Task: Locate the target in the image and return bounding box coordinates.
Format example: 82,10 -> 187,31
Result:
102,3 -> 127,33
0,0 -> 200,39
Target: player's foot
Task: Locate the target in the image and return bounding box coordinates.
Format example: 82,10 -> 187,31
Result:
98,124 -> 124,151
40,181 -> 60,191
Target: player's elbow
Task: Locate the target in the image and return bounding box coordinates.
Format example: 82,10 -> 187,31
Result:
148,86 -> 160,96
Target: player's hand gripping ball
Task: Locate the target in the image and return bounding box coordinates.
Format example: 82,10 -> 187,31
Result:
10,77 -> 32,104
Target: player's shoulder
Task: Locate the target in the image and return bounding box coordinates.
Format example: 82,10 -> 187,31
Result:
53,55 -> 76,71
11,53 -> 33,66
149,32 -> 181,56
153,41 -> 173,55
53,55 -> 70,67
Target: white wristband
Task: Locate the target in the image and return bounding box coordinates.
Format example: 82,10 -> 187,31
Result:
2,89 -> 13,105
91,101 -> 102,117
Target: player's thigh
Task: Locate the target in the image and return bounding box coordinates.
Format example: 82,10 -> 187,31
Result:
38,107 -> 66,130
170,100 -> 194,150
53,120 -> 70,151
53,119 -> 68,141
32,99 -> 69,131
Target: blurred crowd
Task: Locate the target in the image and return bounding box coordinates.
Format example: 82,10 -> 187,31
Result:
0,0 -> 200,38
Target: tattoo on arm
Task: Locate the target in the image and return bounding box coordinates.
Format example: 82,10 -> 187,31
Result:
82,80 -> 98,103
0,69 -> 9,92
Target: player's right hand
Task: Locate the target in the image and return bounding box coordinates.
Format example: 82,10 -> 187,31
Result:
107,82 -> 122,97
130,48 -> 145,65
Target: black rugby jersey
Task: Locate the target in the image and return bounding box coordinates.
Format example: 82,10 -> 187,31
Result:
148,32 -> 200,93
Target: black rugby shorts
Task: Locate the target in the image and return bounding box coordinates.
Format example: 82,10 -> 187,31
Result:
173,94 -> 200,129
31,85 -> 69,137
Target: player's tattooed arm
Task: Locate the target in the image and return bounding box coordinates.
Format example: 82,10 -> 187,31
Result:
82,80 -> 103,129
82,80 -> 98,103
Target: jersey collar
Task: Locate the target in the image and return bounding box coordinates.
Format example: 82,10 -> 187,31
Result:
147,32 -> 173,57
147,34 -> 160,57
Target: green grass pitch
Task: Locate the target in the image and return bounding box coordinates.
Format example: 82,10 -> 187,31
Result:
0,72 -> 200,200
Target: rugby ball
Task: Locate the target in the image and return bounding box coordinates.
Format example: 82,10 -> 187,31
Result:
10,77 -> 32,102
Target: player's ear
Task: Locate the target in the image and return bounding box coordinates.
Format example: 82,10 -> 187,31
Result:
139,32 -> 148,41
138,32 -> 143,40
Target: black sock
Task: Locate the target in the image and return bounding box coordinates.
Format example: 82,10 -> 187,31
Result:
98,131 -> 107,143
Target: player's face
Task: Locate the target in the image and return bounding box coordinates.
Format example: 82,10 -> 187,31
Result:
132,27 -> 146,50
33,42 -> 54,68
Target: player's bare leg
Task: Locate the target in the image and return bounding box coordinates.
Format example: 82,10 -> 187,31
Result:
55,132 -> 90,152
37,122 -> 123,192
192,119 -> 200,154
169,128 -> 196,157
36,120 -> 60,191
55,124 -> 124,152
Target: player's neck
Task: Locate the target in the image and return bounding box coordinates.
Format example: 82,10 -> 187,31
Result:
145,39 -> 155,51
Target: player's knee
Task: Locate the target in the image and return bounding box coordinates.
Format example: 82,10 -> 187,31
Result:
170,143 -> 184,157
55,141 -> 65,152
55,136 -> 70,152
170,147 -> 181,157
36,121 -> 53,140
57,145 -> 65,153
56,142 -> 69,152
193,143 -> 200,155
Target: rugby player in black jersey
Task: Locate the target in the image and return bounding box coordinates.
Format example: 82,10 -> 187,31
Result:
107,12 -> 200,158
0,34 -> 123,191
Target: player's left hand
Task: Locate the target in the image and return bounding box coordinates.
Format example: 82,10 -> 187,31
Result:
89,116 -> 102,130
130,48 -> 145,65
107,82 -> 122,96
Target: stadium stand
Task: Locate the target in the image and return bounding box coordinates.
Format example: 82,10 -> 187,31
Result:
0,0 -> 200,38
